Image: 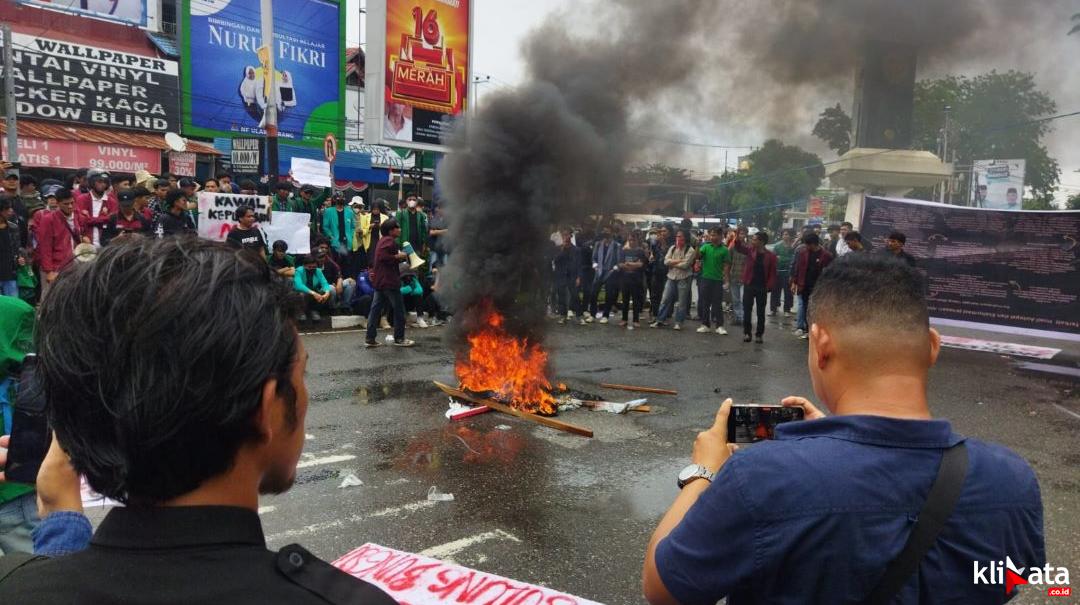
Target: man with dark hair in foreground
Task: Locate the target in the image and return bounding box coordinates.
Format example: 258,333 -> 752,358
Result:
0,237 -> 396,604
643,253 -> 1043,605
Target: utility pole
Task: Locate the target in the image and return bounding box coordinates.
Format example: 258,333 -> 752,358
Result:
260,0 -> 279,187
939,105 -> 951,204
2,25 -> 19,171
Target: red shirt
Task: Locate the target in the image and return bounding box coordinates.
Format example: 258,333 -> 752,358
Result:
370,235 -> 401,291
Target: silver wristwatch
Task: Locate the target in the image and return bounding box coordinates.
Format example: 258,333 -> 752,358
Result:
677,463 -> 715,489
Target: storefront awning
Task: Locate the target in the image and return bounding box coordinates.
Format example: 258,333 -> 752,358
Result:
0,121 -> 221,156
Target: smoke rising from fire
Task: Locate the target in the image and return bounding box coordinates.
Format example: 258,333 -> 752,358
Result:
437,0 -> 1077,360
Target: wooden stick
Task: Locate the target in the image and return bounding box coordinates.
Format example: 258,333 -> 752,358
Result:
581,401 -> 651,413
600,383 -> 678,396
434,382 -> 594,438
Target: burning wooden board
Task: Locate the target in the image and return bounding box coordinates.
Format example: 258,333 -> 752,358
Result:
434,381 -> 593,438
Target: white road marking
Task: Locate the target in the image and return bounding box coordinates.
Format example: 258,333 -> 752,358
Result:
296,454 -> 357,468
258,506 -> 276,515
1052,403 -> 1080,421
265,500 -> 438,542
419,529 -> 522,562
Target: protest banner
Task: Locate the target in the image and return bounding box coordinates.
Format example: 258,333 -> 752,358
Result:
861,196 -> 1080,340
197,192 -> 270,241
263,211 -> 312,255
291,157 -> 333,188
333,543 -> 601,605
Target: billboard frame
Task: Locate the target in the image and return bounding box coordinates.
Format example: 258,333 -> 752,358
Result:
364,0 -> 473,154
179,0 -> 346,149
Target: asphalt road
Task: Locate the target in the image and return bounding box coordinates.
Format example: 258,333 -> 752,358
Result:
210,309 -> 1078,605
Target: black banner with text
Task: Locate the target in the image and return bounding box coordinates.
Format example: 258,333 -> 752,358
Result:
861,197 -> 1080,338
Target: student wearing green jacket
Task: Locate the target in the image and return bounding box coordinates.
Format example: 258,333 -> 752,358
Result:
769,229 -> 795,316
0,295 -> 38,554
294,255 -> 332,324
695,228 -> 731,335
394,196 -> 429,251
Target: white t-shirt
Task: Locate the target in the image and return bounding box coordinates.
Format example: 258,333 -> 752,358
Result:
384,116 -> 413,142
90,194 -> 107,247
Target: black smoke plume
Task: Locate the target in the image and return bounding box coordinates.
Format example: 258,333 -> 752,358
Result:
437,0 -> 724,351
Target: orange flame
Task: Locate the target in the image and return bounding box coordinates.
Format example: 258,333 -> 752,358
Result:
455,304 -> 557,415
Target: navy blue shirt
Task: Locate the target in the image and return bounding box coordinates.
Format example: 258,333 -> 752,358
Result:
656,415 -> 1044,604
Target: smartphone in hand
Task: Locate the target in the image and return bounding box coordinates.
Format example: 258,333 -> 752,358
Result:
3,355 -> 50,484
727,403 -> 805,444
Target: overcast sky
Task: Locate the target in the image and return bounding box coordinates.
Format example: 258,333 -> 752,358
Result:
349,0 -> 1080,203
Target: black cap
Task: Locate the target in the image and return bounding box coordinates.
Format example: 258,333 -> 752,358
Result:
275,181 -> 293,191
3,170 -> 17,179
178,178 -> 196,188
118,190 -> 137,205
300,184 -> 317,195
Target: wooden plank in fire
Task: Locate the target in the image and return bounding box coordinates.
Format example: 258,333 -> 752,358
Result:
433,381 -> 594,438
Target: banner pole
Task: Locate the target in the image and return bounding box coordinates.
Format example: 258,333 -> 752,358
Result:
261,0 -> 279,188
2,25 -> 19,170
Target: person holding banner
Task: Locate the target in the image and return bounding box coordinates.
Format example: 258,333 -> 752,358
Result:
226,206 -> 269,256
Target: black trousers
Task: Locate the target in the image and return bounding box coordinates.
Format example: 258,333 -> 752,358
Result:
578,268 -> 595,313
555,276 -> 580,316
742,284 -> 768,337
770,270 -> 793,312
366,288 -> 405,343
649,270 -> 667,315
621,273 -> 645,323
589,274 -> 618,317
699,278 -> 725,327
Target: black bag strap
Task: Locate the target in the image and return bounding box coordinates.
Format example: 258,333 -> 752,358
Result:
863,442 -> 969,605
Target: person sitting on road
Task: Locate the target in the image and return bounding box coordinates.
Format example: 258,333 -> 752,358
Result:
293,254 -> 332,324
0,237 -> 397,604
268,239 -> 296,279
642,253 -> 1044,605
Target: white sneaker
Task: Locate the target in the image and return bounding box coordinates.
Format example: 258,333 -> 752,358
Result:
584,315 -> 594,324
595,312 -> 603,320
567,311 -> 576,319
558,318 -> 566,325
649,321 -> 661,328
781,310 -> 790,317
696,326 -> 711,333
415,316 -> 430,329
430,317 -> 445,327
673,324 -> 682,331
799,332 -> 809,340
599,316 -> 609,324
794,329 -> 806,337
717,327 -> 728,335
627,324 -> 635,331
579,318 -> 587,326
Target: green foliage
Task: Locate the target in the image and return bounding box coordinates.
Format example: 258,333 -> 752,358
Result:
720,140 -> 824,232
912,70 -> 1060,200
811,103 -> 852,155
1066,193 -> 1080,210
627,163 -> 691,184
1022,196 -> 1055,211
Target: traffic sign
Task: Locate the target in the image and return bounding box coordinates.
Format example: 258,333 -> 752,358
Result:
324,134 -> 338,163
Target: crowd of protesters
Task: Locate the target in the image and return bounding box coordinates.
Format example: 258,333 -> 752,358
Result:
0,162 -> 449,346
547,217 -> 917,344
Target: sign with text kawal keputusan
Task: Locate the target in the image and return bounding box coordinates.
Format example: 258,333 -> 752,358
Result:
365,0 -> 472,153
0,30 -> 179,132
180,0 -> 345,147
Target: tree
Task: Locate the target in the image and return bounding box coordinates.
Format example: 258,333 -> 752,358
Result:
813,71 -> 1061,202
912,71 -> 1060,201
627,163 -> 691,184
722,139 -> 824,232
1022,196 -> 1055,211
811,104 -> 852,155
1067,193 -> 1080,210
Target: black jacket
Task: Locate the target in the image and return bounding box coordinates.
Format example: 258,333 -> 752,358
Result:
552,243 -> 580,283
160,211 -> 196,236
0,506 -> 397,605
0,221 -> 22,278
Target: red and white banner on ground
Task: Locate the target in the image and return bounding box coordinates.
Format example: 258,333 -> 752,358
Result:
334,543 -> 601,605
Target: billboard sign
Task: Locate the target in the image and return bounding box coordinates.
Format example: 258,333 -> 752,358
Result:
970,159 -> 1025,210
16,0 -> 158,30
0,30 -> 179,132
230,138 -> 263,172
365,0 -> 471,152
861,196 -> 1080,340
2,137 -> 160,172
181,0 -> 345,146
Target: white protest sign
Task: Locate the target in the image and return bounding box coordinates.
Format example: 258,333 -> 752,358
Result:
333,543 -> 602,605
291,157 -> 332,188
197,192 -> 270,241
263,211 -> 311,255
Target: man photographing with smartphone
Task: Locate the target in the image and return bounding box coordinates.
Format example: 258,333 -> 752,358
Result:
643,253 -> 1044,604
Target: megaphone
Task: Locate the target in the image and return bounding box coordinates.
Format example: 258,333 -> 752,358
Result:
402,242 -> 426,270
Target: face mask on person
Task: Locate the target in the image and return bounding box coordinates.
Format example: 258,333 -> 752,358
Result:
407,200 -> 417,209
